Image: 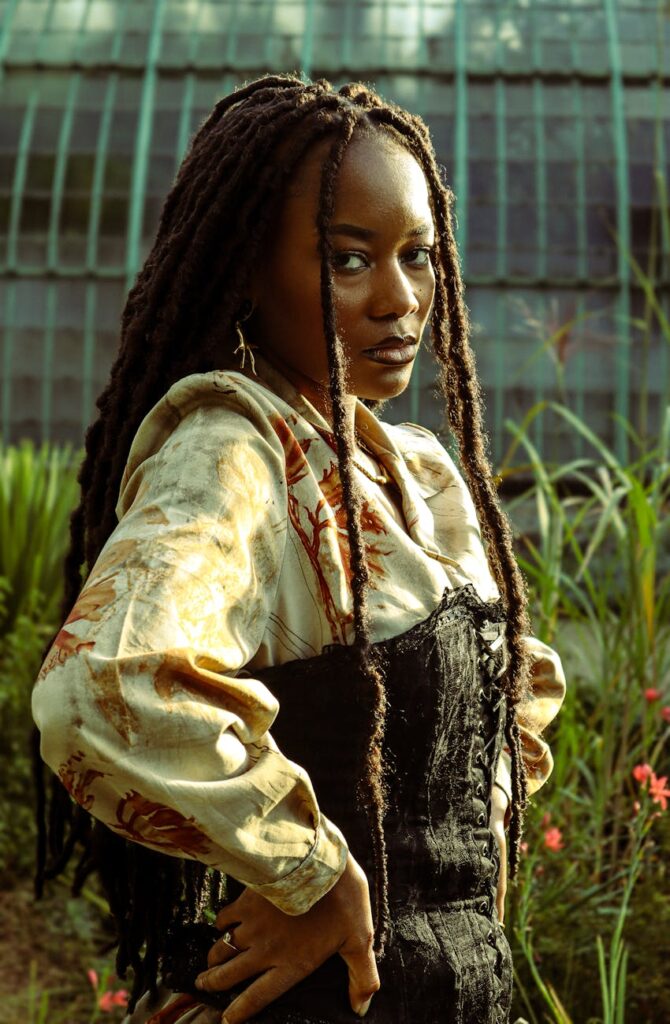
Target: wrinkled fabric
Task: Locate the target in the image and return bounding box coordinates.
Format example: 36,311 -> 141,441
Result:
32,352 -> 564,961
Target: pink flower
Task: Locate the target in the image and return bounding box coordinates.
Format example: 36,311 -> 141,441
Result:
632,800 -> 641,816
98,989 -> 129,1012
632,763 -> 653,784
649,773 -> 670,812
661,706 -> 670,723
644,688 -> 662,702
540,811 -> 551,828
87,969 -> 99,990
543,826 -> 564,852
520,841 -> 529,854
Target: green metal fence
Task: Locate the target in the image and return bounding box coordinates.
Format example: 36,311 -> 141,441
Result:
0,0 -> 668,463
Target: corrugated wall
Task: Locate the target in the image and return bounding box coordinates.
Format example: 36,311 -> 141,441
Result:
0,0 -> 668,462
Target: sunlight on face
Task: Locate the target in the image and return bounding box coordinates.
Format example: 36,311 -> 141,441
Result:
246,131 -> 436,420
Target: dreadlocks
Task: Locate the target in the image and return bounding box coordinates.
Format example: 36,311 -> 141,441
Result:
33,72 -> 531,1009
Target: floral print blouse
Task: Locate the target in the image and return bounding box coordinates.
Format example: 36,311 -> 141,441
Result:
32,352 -> 566,916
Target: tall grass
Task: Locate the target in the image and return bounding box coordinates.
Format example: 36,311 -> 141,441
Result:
0,441 -> 81,633
501,403 -> 670,1022
0,442 -> 81,880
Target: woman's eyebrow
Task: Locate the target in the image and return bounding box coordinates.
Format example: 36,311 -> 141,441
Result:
328,222 -> 432,241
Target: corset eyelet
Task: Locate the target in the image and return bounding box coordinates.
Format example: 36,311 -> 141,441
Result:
477,812 -> 486,826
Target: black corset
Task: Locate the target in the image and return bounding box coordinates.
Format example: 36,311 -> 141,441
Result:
164,584 -> 515,1024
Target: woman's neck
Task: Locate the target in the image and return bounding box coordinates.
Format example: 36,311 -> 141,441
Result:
256,345 -> 357,434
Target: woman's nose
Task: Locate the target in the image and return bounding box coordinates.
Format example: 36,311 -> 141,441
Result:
369,264 -> 420,320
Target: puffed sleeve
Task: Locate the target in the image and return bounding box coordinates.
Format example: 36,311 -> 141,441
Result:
31,373 -> 348,915
494,636 -> 566,801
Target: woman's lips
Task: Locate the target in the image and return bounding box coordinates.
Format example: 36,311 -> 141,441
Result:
362,341 -> 418,365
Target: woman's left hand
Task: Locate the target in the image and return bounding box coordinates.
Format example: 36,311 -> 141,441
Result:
489,784 -> 509,925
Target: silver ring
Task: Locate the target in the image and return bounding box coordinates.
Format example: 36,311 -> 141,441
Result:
218,929 -> 240,953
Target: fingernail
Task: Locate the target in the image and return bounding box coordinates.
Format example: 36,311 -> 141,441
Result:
356,997 -> 372,1017
195,975 -> 205,990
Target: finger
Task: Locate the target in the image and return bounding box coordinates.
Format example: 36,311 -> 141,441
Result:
215,903 -> 243,931
221,965 -> 309,1024
339,938 -> 380,1016
207,934 -> 244,969
196,951 -> 259,994
496,834 -> 508,925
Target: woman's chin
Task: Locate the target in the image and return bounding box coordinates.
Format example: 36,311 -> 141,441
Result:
356,366 -> 416,403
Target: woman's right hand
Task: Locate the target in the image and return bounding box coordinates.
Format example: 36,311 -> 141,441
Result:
196,851 -> 380,1023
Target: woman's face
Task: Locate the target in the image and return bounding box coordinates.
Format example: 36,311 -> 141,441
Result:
246,131 -> 436,419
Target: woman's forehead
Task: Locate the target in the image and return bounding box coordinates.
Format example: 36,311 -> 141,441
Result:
284,133 -> 434,231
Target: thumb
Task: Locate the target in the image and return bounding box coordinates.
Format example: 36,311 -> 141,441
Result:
339,938 -> 380,1017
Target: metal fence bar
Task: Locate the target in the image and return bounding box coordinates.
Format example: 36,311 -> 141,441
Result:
81,281 -> 97,435
6,86 -> 38,270
571,77 -> 588,459
408,72 -> 427,426
73,0 -> 95,64
47,72 -> 81,270
301,0 -> 315,80
176,73 -> 196,166
532,78 -> 547,454
453,0 -> 468,263
341,0 -> 354,68
493,294 -> 506,459
225,0 -> 242,66
110,0 -> 131,61
125,0 -> 166,290
572,79 -> 588,283
651,68 -> 669,421
604,0 -> 631,461
1,282 -> 16,439
86,74 -> 118,270
41,281 -> 56,440
493,74 -> 507,457
0,0 -> 20,80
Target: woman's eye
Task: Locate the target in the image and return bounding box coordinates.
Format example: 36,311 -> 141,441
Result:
404,247 -> 433,267
330,247 -> 433,272
331,251 -> 368,272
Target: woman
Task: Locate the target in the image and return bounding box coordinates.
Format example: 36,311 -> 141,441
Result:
32,74 -> 565,1024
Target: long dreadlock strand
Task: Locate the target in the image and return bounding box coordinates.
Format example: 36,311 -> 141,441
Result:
86,95 -> 347,561
362,102 -> 531,865
314,112 -> 391,953
90,94 -> 352,561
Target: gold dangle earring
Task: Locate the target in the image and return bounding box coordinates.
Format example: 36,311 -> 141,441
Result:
233,299 -> 258,375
